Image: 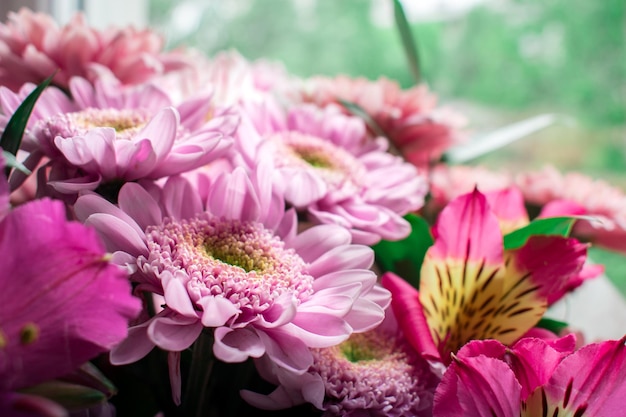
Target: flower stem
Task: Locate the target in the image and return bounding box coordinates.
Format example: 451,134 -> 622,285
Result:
181,330 -> 216,417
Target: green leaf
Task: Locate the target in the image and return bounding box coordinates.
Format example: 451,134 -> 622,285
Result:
1,150 -> 31,175
372,213 -> 433,288
393,0 -> 422,83
20,380 -> 107,411
0,73 -> 55,170
536,317 -> 569,334
58,362 -> 117,398
503,217 -> 577,250
338,99 -> 387,138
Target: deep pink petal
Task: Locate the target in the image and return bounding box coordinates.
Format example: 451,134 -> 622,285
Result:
0,199 -> 140,390
545,336 -> 626,416
430,188 -> 503,264
382,272 -> 440,361
434,355 -> 522,417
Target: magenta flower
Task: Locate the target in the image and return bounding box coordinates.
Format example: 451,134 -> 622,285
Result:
237,98 -> 427,244
0,8 -> 190,91
433,335 -> 626,417
74,164 -> 390,401
0,74 -> 236,195
242,309 -> 439,417
383,189 -> 590,364
0,197 -> 140,392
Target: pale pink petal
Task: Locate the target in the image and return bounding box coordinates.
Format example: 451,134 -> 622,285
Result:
161,175 -> 204,220
256,328 -> 314,372
147,315 -> 203,352
168,351 -> 182,406
213,327 -> 265,362
84,213 -> 147,256
197,296 -> 240,327
117,182 -> 163,230
289,223 -> 352,263
109,321 -> 155,365
307,244 -> 374,276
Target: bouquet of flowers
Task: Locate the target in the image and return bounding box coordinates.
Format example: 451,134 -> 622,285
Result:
0,6 -> 623,417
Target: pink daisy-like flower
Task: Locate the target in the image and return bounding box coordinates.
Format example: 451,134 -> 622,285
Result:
0,73 -> 236,195
296,75 -> 466,168
0,8 -> 190,92
237,98 -> 427,245
74,164 -> 390,402
433,335 -> 626,417
516,165 -> 626,253
243,309 -> 439,417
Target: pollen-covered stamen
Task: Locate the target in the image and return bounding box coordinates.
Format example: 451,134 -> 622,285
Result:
43,108 -> 151,140
143,214 -> 315,316
268,131 -> 367,193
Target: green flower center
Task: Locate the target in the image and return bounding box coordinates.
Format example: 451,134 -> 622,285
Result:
339,332 -> 393,363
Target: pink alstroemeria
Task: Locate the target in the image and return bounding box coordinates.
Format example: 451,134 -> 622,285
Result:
0,188 -> 140,397
0,73 -> 236,195
0,8 -> 191,91
296,75 -> 466,169
383,189 -> 589,364
74,164 -> 390,403
433,335 -> 626,417
242,308 -> 440,417
237,98 -> 427,245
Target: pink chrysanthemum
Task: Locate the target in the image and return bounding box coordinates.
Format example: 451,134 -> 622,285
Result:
0,73 -> 236,195
516,165 -> 626,253
295,75 -> 466,168
243,310 -> 439,417
74,165 -> 390,402
237,98 -> 427,245
0,8 -> 190,91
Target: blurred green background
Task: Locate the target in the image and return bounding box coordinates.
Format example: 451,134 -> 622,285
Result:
150,0 -> 626,295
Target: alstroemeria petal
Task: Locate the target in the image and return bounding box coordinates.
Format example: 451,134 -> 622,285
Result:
382,272 -> 440,361
543,336 -> 626,416
434,354 -> 522,417
0,199 -> 140,391
419,190 -> 506,359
